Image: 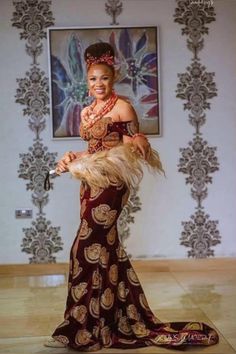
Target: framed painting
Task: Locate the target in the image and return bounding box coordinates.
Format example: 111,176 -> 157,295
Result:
47,26 -> 161,139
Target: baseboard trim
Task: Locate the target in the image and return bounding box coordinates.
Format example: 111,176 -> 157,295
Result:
0,263 -> 69,277
0,258 -> 235,277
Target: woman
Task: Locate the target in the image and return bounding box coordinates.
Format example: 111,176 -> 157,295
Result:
45,43 -> 218,351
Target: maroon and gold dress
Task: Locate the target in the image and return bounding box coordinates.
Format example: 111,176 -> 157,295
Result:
52,117 -> 219,350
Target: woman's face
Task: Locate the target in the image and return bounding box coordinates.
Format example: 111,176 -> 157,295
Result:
87,64 -> 114,101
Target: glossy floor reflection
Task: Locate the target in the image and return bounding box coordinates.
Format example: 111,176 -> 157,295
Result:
0,260 -> 235,353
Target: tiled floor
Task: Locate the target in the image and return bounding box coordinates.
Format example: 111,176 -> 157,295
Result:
0,260 -> 235,354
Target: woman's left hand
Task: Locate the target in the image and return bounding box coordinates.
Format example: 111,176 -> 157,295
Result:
133,136 -> 151,160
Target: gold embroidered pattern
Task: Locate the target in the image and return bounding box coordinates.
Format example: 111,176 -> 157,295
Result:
127,304 -> 141,321
92,269 -> 102,289
101,326 -> 112,347
92,325 -> 100,338
89,137 -> 99,149
80,199 -> 87,218
80,116 -> 135,153
100,317 -> 105,328
89,186 -> 103,200
118,281 -> 129,302
106,225 -> 116,245
79,219 -> 92,240
89,297 -> 100,318
109,264 -> 118,285
101,288 -> 114,310
79,123 -> 90,141
53,335 -> 69,345
72,258 -> 83,279
84,243 -> 101,263
131,322 -> 150,338
161,324 -> 178,333
118,316 -> 132,335
118,338 -> 137,344
183,322 -> 203,331
75,329 -> 92,346
92,204 -> 117,228
90,118 -> 109,139
127,268 -> 140,286
102,131 -> 120,149
71,282 -> 88,302
108,175 -> 124,188
139,293 -> 150,311
99,247 -> 109,268
116,244 -> 128,262
71,305 -> 87,324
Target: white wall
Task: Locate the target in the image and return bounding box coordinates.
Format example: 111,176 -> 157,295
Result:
0,0 -> 236,264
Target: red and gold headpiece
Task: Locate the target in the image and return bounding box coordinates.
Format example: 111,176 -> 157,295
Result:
86,53 -> 115,67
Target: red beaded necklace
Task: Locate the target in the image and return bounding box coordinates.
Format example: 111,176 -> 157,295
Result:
82,92 -> 118,129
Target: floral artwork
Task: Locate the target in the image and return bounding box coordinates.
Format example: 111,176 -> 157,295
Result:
48,27 -> 160,138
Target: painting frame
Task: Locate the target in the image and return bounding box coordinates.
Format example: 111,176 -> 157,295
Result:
47,26 -> 161,139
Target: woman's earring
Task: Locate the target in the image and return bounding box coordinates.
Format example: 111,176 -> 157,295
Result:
88,89 -> 92,97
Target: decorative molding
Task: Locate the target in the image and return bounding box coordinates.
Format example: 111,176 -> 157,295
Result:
174,0 -> 221,258
12,0 -> 62,263
105,0 -> 123,25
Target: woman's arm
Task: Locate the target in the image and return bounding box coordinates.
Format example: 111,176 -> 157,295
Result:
117,100 -> 151,159
55,151 -> 88,174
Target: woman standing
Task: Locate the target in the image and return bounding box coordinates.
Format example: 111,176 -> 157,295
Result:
45,43 -> 218,351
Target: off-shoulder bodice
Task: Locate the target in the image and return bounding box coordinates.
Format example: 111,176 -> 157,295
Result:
79,117 -> 137,154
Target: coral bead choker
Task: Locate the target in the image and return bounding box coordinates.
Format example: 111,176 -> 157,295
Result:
82,92 -> 118,129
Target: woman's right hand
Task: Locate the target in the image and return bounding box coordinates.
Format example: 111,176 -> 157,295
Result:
55,151 -> 77,174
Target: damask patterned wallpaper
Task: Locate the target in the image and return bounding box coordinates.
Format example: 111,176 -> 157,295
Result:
174,0 -> 221,257
12,0 -> 62,263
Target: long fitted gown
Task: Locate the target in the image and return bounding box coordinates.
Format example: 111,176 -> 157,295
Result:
52,116 -> 219,350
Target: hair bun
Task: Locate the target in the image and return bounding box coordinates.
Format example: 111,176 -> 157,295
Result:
84,42 -> 115,68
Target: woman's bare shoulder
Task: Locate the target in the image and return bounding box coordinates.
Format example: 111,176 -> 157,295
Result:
116,97 -> 132,107
116,97 -> 137,122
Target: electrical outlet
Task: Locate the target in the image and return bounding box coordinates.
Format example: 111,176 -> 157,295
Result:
15,209 -> 33,218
